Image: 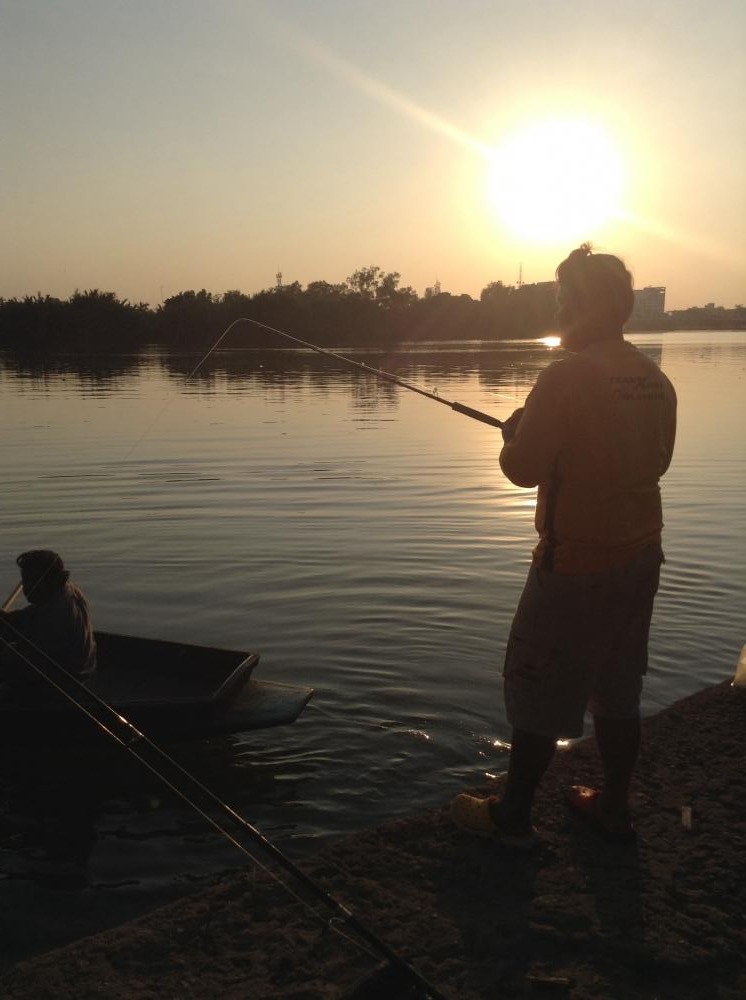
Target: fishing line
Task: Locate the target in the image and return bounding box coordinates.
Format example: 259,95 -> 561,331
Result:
0,620 -> 448,999
123,318 -> 244,460
25,314 -> 500,992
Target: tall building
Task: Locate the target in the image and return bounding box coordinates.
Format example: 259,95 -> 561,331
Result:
631,286 -> 666,324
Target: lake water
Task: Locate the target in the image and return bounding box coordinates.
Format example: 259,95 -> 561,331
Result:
0,330 -> 744,956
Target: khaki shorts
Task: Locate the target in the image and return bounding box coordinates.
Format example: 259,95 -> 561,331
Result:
503,545 -> 662,739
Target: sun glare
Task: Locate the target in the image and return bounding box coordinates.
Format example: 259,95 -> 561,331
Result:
489,118 -> 624,244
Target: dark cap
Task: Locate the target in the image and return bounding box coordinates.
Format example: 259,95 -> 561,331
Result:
16,550 -> 69,583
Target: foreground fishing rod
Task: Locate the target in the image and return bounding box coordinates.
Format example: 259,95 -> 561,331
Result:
0,603 -> 450,1000
2,583 -> 22,612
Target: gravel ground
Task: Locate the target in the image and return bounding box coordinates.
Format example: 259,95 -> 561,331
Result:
1,681 -> 744,1000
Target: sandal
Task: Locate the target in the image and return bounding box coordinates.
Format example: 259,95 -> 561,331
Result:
449,793 -> 538,851
565,785 -> 636,843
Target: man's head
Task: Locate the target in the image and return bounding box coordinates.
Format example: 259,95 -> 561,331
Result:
555,244 -> 634,350
16,550 -> 69,604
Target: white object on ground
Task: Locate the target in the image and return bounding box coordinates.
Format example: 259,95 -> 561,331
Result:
732,644 -> 746,688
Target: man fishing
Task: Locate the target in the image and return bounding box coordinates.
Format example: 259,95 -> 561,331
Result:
451,244 -> 677,848
0,550 -> 96,695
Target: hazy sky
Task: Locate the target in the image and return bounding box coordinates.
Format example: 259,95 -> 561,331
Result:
1,0 -> 744,309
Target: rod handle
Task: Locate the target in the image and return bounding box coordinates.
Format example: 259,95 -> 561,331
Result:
1,582 -> 23,612
451,401 -> 504,429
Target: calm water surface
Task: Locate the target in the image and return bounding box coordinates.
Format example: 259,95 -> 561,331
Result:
0,331 -> 744,955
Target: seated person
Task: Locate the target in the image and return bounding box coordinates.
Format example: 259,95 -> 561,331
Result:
0,550 -> 96,692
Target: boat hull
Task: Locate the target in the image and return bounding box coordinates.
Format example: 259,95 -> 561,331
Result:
0,631 -> 313,744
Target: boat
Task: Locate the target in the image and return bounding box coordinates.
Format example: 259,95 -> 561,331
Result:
0,631 -> 314,745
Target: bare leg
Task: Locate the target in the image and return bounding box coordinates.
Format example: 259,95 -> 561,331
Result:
593,714 -> 640,819
490,728 -> 556,831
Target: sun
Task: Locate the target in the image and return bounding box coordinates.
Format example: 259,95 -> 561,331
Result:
488,118 -> 624,244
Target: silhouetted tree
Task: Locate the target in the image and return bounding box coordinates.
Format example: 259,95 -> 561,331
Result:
156,290 -> 219,343
346,265 -> 382,300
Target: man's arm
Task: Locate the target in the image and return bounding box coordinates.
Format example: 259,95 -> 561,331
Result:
499,366 -> 569,488
659,382 -> 677,477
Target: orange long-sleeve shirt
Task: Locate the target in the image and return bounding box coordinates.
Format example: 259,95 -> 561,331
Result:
499,338 -> 677,574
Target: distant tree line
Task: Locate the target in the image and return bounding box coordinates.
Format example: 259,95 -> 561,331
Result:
0,268 -> 556,352
656,303 -> 746,331
0,290 -> 152,352
0,268 -> 742,352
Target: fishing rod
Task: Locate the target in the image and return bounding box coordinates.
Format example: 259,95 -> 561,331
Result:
0,622 -> 450,1000
218,317 -> 503,430
125,315 -> 504,461
1,583 -> 23,612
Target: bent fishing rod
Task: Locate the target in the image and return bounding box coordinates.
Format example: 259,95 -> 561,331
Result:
0,619 -> 450,1000
205,317 -> 504,430
126,316 -> 504,460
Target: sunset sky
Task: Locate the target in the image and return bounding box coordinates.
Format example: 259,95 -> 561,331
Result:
1,0 -> 744,310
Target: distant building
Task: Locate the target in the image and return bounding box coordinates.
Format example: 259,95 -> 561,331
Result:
630,286 -> 666,324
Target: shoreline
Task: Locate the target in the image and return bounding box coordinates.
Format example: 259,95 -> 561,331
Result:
2,680 -> 744,999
